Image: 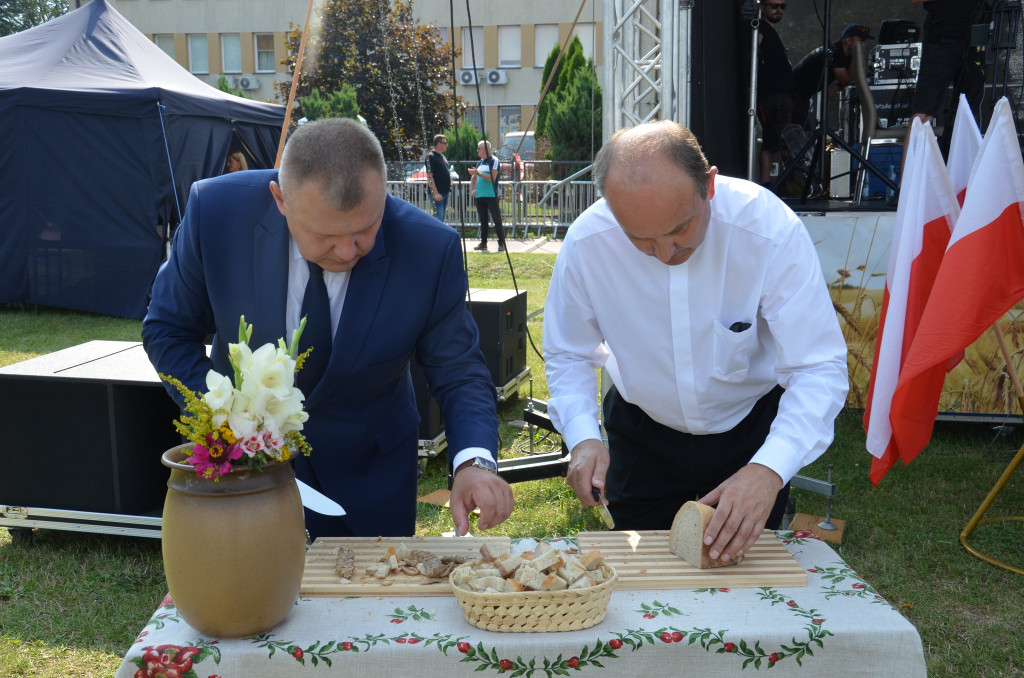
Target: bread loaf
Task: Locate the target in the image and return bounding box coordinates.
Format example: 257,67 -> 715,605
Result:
669,501 -> 745,569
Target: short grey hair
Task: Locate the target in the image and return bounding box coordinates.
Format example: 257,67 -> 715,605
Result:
279,118 -> 387,211
478,139 -> 492,153
593,120 -> 711,199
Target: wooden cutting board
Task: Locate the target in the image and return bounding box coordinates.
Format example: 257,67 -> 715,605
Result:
300,536 -> 511,596
577,530 -> 806,589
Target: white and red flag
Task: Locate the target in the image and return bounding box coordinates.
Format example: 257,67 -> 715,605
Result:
888,97 -> 1024,472
864,120 -> 960,484
946,93 -> 983,206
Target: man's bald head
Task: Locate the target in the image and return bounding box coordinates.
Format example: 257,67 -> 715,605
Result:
593,121 -> 711,200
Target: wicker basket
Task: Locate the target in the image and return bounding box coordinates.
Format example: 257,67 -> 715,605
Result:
449,565 -> 618,633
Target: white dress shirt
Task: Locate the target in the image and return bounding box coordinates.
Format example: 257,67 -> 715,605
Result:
286,238 -> 349,342
543,176 -> 848,484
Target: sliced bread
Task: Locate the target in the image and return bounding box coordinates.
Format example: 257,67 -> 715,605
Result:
669,501 -> 745,569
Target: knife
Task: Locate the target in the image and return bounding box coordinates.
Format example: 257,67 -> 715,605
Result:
591,486 -> 615,529
296,479 -> 346,516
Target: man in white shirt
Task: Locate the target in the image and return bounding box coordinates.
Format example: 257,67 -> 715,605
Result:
543,121 -> 848,565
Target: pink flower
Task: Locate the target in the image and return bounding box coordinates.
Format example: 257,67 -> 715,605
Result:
237,435 -> 265,458
136,644 -> 199,678
189,438 -> 243,479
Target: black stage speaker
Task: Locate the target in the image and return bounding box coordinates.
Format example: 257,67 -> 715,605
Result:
690,0 -> 748,177
410,359 -> 444,441
878,19 -> 921,45
0,348 -> 180,514
467,288 -> 527,389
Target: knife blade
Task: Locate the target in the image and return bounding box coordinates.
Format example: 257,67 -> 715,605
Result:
591,486 -> 615,529
296,479 -> 346,516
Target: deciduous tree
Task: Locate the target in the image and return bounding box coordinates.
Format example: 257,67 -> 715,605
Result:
0,0 -> 68,37
276,0 -> 465,160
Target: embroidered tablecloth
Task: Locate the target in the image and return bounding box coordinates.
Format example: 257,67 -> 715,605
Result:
117,531 -> 926,677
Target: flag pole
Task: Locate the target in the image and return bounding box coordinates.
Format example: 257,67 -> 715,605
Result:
275,0 -> 318,169
958,322 -> 1024,576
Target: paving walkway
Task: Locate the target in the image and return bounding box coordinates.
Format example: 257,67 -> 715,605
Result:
457,236 -> 562,255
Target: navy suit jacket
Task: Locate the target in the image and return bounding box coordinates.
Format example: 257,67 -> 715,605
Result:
143,169 -> 498,536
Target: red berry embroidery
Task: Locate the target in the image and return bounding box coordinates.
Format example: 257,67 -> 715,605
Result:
457,642 -> 472,654
660,632 -> 673,643
609,639 -> 623,649
290,647 -> 303,659
724,642 -> 736,653
341,642 -> 353,651
567,657 -> 580,668
769,653 -> 780,663
499,659 -> 514,670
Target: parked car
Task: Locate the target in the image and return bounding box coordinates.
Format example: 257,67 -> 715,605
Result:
498,131 -> 536,180
404,162 -> 459,184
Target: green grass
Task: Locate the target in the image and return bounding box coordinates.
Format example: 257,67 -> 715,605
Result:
2,253 -> 1024,677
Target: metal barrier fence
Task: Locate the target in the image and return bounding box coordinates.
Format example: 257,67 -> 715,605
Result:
385,161 -> 597,238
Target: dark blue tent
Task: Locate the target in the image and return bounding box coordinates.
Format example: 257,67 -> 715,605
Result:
0,0 -> 286,318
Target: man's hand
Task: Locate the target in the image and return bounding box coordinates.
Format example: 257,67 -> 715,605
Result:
449,467 -> 514,536
697,463 -> 783,564
432,190 -> 442,201
566,439 -> 610,506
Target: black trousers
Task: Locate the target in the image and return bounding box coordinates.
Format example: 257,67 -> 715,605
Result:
475,196 -> 506,247
602,384 -> 790,531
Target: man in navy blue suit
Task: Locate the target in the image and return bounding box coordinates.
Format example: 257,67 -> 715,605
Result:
143,118 -> 514,539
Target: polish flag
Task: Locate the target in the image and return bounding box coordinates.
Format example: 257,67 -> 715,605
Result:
946,93 -> 983,206
889,98 -> 1024,468
864,120 -> 960,484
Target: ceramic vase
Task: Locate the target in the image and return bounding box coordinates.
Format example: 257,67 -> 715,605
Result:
161,444 -> 306,638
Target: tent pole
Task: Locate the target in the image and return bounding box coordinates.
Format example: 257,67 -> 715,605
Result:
958,323 -> 1024,576
275,0 -> 317,168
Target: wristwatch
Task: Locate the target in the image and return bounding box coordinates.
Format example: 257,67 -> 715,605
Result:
452,456 -> 498,479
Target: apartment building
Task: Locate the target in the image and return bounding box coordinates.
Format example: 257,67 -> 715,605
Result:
86,0 -> 602,147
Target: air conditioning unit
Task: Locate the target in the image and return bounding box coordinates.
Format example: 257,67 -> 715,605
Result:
486,69 -> 508,85
238,76 -> 260,90
458,69 -> 478,86
225,76 -> 239,89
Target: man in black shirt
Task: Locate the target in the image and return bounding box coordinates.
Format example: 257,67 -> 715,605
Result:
756,0 -> 795,185
426,134 -> 452,223
792,24 -> 874,128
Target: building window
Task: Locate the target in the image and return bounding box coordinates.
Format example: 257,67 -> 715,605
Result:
188,34 -> 209,74
255,33 -> 275,73
154,34 -> 175,59
498,106 -> 522,142
572,23 -> 596,59
498,26 -> 521,68
461,26 -> 484,70
463,107 -> 483,135
534,24 -> 559,67
221,33 -> 242,73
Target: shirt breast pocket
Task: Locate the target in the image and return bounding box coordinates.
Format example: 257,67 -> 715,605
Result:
711,320 -> 758,382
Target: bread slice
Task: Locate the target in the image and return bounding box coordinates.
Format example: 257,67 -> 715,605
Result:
669,501 -> 745,569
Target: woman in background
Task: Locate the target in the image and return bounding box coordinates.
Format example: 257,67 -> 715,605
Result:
224,151 -> 248,173
468,140 -> 506,253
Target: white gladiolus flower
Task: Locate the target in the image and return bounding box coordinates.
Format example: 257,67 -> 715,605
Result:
228,341 -> 253,374
204,371 -> 235,413
241,344 -> 296,398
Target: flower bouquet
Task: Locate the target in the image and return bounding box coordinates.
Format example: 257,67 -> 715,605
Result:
161,316 -> 312,479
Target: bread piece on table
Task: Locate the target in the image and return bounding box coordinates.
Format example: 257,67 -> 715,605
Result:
585,568 -> 606,585
669,500 -> 745,569
480,543 -> 509,563
516,564 -> 547,591
579,549 -> 605,571
568,575 -> 594,590
541,573 -> 568,591
451,565 -> 476,587
557,560 -> 587,584
529,549 -> 565,573
534,540 -> 554,557
495,553 -> 524,578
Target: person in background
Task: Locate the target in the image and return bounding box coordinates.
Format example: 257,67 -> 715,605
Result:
426,134 -> 452,223
909,0 -> 988,156
792,24 -> 874,128
756,0 -> 795,186
224,151 -> 248,173
144,118 -> 514,540
468,140 -> 506,253
543,120 -> 848,566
